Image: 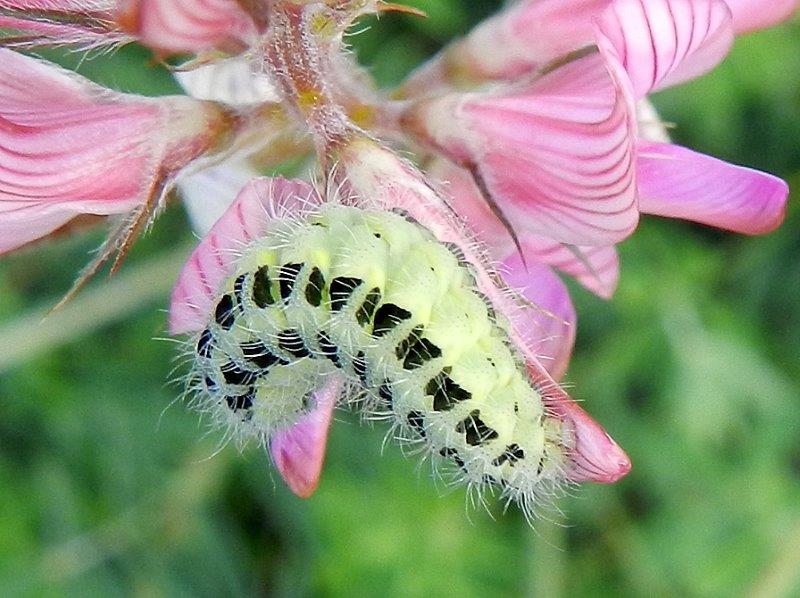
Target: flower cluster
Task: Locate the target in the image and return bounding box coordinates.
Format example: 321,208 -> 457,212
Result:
0,0 -> 793,513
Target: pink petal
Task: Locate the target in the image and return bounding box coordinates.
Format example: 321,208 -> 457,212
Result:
520,236 -> 619,299
637,141 -> 789,234
401,0 -> 613,94
169,177 -> 321,335
723,0 -> 798,33
431,51 -> 638,246
0,0 -> 128,48
458,0 -> 611,80
0,49 -> 231,254
425,158 -> 516,254
502,257 -> 576,381
269,374 -> 343,499
525,361 -> 631,484
428,159 -> 619,298
596,0 -> 734,99
117,0 -> 262,55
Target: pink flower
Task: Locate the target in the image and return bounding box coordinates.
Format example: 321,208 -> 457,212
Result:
426,158 -> 620,381
402,0 -> 798,92
0,48 -> 245,256
427,158 -> 619,299
402,50 -> 639,247
595,0 -> 790,234
399,0 -> 791,248
1,0 -> 789,515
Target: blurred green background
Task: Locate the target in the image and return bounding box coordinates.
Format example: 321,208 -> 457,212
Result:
1,2 -> 800,596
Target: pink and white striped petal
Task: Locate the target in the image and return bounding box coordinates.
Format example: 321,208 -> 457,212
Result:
401,0 -> 794,96
723,0 -> 798,33
424,157 -> 515,257
521,236 -> 619,299
406,50 -> 638,246
400,0 -> 613,94
117,0 -> 263,55
428,159 -> 620,298
453,0 -> 611,81
269,374 -> 343,499
637,141 -> 789,234
502,257 -> 577,381
0,49 -> 235,255
596,0 -> 734,99
169,177 -> 322,335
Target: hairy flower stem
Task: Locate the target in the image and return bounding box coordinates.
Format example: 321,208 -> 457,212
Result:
261,3 -> 355,160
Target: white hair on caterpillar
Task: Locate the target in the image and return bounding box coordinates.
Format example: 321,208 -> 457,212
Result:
178,200 -> 577,517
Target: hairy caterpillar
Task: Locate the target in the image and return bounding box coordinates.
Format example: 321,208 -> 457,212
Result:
189,201 -> 573,508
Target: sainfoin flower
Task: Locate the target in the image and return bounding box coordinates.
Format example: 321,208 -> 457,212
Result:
0,48 -> 243,255
400,0 -> 791,250
0,0 -> 793,515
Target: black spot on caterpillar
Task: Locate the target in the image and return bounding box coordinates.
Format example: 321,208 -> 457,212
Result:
252,265 -> 275,307
278,262 -> 304,301
277,329 -> 310,359
317,331 -> 341,367
372,303 -> 412,337
355,287 -> 382,326
233,273 -> 247,307
226,390 -> 254,412
492,444 -> 525,467
241,341 -> 285,370
377,382 -> 393,405
305,267 -> 325,307
427,368 -> 471,411
189,204 -> 570,508
197,328 -> 214,358
440,447 -> 465,469
329,276 -> 363,312
221,362 -> 258,386
407,410 -> 426,437
456,409 -> 499,447
353,351 -> 369,386
214,294 -> 235,330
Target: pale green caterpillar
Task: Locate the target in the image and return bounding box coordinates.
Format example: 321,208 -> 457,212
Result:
191,204 -> 570,508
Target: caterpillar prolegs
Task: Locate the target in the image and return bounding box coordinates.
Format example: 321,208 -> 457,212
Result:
188,201 -> 574,507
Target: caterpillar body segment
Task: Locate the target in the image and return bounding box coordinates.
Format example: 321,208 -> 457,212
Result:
192,204 -> 571,505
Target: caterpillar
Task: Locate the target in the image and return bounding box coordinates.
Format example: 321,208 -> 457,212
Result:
188,200 -> 573,509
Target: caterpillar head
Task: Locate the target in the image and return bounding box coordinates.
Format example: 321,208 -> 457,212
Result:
170,176 -> 630,515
